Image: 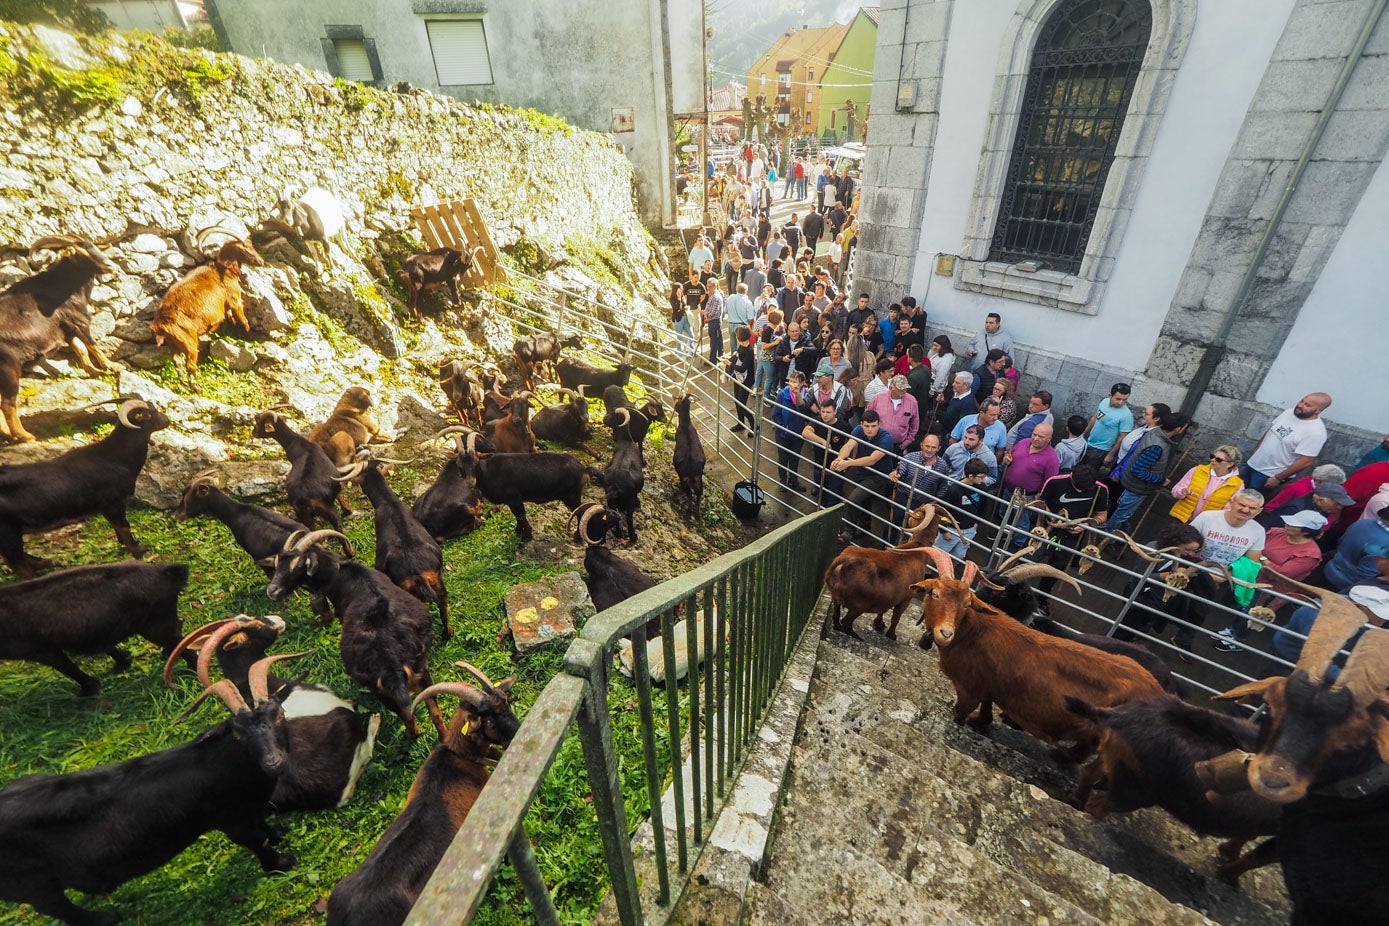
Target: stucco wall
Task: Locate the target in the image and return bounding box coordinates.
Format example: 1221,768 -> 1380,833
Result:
817,11 -> 876,143
908,0 -> 1296,373
207,0 -> 701,227
1259,156 -> 1389,434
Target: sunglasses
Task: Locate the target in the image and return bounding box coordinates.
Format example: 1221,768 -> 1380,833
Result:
1211,455 -> 1230,463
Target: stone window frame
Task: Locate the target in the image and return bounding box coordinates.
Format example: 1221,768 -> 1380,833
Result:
321,25 -> 383,85
954,0 -> 1196,314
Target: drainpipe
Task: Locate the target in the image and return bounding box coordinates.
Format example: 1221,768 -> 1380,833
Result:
1180,0 -> 1388,416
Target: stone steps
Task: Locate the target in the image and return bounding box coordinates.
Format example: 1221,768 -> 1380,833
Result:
739,621 -> 1290,925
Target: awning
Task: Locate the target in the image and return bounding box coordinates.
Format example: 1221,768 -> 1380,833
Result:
822,144 -> 866,161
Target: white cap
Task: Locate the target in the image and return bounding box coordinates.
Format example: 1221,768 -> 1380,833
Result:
1348,585 -> 1389,622
1281,510 -> 1329,531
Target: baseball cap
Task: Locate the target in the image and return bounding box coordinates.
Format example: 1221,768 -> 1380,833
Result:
1281,510 -> 1329,531
1348,585 -> 1389,622
814,363 -> 835,377
1312,483 -> 1355,506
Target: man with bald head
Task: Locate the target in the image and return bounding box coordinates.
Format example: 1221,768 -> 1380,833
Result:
1002,421 -> 1060,542
1245,392 -> 1333,495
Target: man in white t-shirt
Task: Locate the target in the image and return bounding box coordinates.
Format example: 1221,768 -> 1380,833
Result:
1192,489 -> 1267,566
1245,392 -> 1332,495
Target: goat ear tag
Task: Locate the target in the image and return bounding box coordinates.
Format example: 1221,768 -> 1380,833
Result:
460,720 -> 471,735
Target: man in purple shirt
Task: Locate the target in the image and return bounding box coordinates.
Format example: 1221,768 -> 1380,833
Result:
866,375 -> 919,452
1003,422 -> 1059,544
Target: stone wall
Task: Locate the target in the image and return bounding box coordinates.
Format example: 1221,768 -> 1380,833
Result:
0,23 -> 669,502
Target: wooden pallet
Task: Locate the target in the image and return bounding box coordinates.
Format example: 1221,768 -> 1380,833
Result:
409,198 -> 507,288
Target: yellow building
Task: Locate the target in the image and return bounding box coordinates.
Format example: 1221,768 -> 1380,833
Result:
745,22 -> 850,139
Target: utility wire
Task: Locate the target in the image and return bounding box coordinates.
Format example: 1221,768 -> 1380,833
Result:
712,66 -> 871,89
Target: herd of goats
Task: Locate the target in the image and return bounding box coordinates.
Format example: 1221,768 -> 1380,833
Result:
3,230 -> 1387,923
823,502 -> 1389,923
0,232 -> 708,925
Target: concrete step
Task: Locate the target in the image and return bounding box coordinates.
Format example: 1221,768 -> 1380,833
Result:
744,621 -> 1290,926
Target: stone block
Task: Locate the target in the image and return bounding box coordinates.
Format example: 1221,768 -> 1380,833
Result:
904,1 -> 953,46
1206,159 -> 1279,220
909,40 -> 947,79
394,390 -> 451,439
1209,350 -> 1266,400
209,339 -> 257,372
882,145 -> 931,191
1054,361 -> 1100,393
505,572 -> 593,654
1021,350 -> 1064,383
1192,217 -> 1263,272
1284,158 -> 1379,224
1315,107 -> 1389,162
1275,1 -> 1373,62
1288,223 -> 1343,282
1232,111 -> 1320,161
1144,335 -> 1206,385
1339,52 -> 1389,108
1249,57 -> 1344,112
1169,266 -> 1211,312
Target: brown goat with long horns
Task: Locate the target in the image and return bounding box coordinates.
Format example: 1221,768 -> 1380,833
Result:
824,502 -> 947,640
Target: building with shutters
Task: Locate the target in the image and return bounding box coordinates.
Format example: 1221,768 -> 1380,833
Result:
204,0 -> 704,225
745,22 -> 851,140
854,0 -> 1389,462
816,7 -> 878,144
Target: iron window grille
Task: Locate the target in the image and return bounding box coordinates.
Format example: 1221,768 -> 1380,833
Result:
989,0 -> 1152,274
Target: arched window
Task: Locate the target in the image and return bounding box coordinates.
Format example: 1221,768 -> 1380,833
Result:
989,0 -> 1152,273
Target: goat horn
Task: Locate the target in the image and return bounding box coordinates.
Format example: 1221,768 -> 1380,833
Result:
194,618 -> 265,689
435,425 -> 472,439
248,651 -> 311,704
1331,627 -> 1389,708
411,681 -> 488,712
1114,531 -> 1165,562
332,461 -> 368,482
993,546 -> 1036,574
613,407 -> 631,426
961,560 -> 979,587
919,545 -> 957,581
1261,566 -> 1372,686
454,660 -> 501,696
974,573 -> 1007,591
371,456 -> 415,466
116,398 -> 150,429
557,388 -> 579,402
29,234 -> 84,253
1000,563 -> 1081,594
195,225 -> 243,249
189,468 -> 221,487
175,678 -> 250,722
265,403 -> 295,412
576,503 -> 605,546
292,529 -> 352,552
163,617 -> 241,688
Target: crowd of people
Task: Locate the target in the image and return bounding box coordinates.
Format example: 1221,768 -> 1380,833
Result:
670,249 -> 1389,666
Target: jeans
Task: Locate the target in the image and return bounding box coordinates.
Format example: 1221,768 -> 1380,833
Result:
797,177 -> 807,200
844,470 -> 893,543
782,175 -> 795,197
934,525 -> 977,560
1107,489 -> 1149,534
732,383 -> 756,429
673,316 -> 694,356
1242,465 -> 1272,494
707,320 -> 724,363
775,431 -> 804,488
753,357 -> 777,400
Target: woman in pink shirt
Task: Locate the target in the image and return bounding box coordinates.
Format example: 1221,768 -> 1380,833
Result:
1255,509 -> 1328,621
1169,445 -> 1244,522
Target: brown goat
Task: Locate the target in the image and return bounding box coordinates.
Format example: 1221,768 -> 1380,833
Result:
310,387 -> 387,467
482,392 -> 536,454
150,227 -> 263,387
824,503 -> 945,640
438,358 -> 483,429
913,551 -> 1165,760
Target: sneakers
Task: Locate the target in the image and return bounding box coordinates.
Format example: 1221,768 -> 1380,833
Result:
731,424 -> 745,435
1212,628 -> 1241,652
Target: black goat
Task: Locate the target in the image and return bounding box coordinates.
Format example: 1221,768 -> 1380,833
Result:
398,246 -> 479,321
557,357 -> 633,395
251,410 -> 356,552
325,663 -> 518,926
0,560 -> 189,695
0,655 -> 298,925
530,387 -> 592,450
413,428 -> 492,542
265,530 -> 445,739
174,471 -> 332,622
601,385 -> 664,466
0,396 -> 167,578
1,235 -> 116,443
672,393 -> 705,517
601,408 -> 645,544
514,331 -> 582,390
1066,695 -> 1279,885
164,615 -> 381,811
337,454 -> 451,640
471,446 -> 600,542
571,503 -> 665,645
438,358 -> 483,429
974,553 -> 1176,693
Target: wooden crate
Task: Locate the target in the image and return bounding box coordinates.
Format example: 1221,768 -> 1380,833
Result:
409,199 -> 507,288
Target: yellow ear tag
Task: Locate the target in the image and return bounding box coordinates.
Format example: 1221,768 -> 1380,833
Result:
461,720 -> 471,735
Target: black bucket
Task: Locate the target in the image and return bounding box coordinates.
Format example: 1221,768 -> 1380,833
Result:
732,481 -> 765,521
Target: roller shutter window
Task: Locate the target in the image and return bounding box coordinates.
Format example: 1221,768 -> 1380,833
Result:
426,19 -> 493,86
333,38 -> 375,82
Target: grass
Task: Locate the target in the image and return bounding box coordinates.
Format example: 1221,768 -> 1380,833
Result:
0,459 -> 697,925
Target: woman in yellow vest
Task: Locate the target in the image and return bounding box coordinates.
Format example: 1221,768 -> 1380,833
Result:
1169,444 -> 1245,522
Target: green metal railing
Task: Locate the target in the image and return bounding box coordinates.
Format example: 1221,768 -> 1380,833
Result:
406,506 -> 843,925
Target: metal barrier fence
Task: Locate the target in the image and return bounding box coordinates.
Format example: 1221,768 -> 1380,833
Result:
404,269 -> 1316,923
407,506 -> 843,925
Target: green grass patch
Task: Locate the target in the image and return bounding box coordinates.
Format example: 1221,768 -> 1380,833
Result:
0,461 -> 692,925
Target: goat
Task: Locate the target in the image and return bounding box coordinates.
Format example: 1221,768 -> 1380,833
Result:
258,186 -> 344,267
479,364 -> 512,424
570,503 -> 662,645
0,655 -> 298,925
557,357 -> 633,395
164,614 -> 381,811
823,502 -> 946,640
602,407 -> 646,543
514,331 -> 582,390
912,551 -> 1166,760
0,561 -> 189,695
265,529 -> 445,738
0,235 -> 116,442
975,546 -> 1176,693
530,387 -> 592,451
470,444 -> 600,542
0,396 -> 168,578
482,390 -> 537,454
336,453 -> 450,640
1064,695 -> 1279,886
438,357 -> 483,429
150,226 -> 263,387
309,386 -> 388,468
325,663 -> 518,926
412,428 -> 491,542
672,393 -> 706,517
251,409 -> 356,547
398,246 -> 479,322
1197,572 -> 1389,924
